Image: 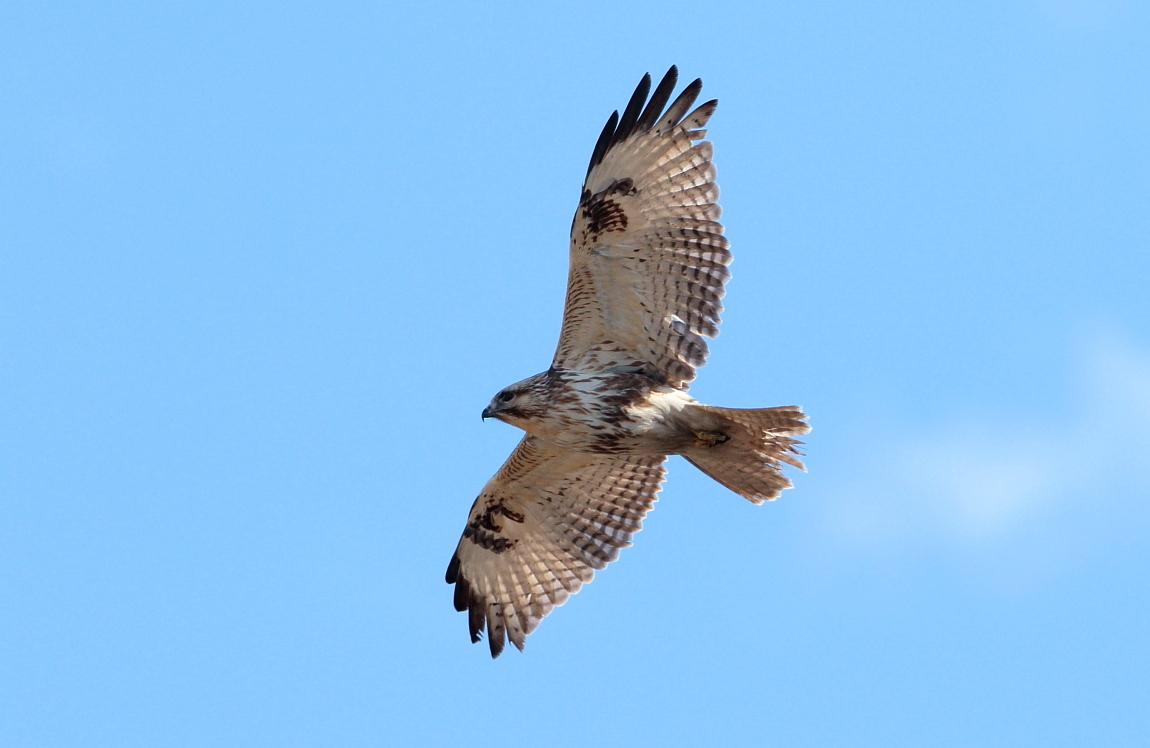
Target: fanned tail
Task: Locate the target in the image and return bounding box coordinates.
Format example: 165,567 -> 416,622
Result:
681,405 -> 809,503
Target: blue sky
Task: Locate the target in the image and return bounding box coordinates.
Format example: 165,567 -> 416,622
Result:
2,1 -> 1148,745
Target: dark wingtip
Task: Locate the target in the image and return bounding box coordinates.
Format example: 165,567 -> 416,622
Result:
452,574 -> 470,613
661,78 -> 703,129
445,553 -> 460,584
585,109 -> 619,179
467,592 -> 485,644
586,66 -> 709,181
635,66 -> 679,132
610,72 -> 652,152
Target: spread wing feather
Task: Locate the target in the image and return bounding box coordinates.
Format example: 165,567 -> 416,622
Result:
555,66 -> 731,387
445,435 -> 665,657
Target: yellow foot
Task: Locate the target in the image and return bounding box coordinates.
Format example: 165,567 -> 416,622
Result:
692,430 -> 730,448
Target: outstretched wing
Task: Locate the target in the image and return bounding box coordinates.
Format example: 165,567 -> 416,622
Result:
554,66 -> 731,388
445,435 -> 665,657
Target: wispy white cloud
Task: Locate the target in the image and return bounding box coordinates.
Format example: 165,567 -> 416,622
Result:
824,329 -> 1150,547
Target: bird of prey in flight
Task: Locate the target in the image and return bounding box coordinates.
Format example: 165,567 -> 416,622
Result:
446,66 -> 809,657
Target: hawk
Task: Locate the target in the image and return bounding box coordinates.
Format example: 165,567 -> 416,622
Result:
446,67 -> 809,657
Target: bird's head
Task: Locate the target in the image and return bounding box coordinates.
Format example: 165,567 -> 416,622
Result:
481,372 -> 549,425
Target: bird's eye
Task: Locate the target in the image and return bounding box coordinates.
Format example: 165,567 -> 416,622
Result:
499,391 -> 515,403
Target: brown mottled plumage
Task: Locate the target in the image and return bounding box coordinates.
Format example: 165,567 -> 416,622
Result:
447,67 -> 809,657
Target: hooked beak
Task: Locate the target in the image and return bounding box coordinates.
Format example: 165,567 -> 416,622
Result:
481,406 -> 494,421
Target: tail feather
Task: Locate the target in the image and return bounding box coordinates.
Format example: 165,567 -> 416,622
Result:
681,405 -> 809,504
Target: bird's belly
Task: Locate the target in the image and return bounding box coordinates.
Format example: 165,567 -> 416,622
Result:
529,389 -> 695,455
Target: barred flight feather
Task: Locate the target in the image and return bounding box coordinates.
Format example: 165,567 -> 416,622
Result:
446,435 -> 665,657
556,67 -> 729,387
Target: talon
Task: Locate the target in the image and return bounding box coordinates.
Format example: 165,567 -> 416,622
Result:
692,430 -> 729,447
